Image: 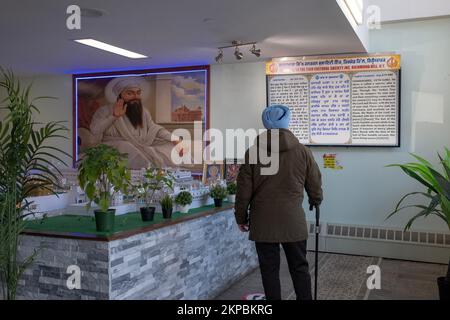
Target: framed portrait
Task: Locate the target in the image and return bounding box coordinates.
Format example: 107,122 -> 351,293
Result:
202,162 -> 224,185
73,65 -> 209,170
224,158 -> 243,183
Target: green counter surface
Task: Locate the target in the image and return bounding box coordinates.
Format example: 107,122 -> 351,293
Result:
23,203 -> 234,241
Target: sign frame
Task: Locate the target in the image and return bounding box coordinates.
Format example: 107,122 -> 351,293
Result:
265,54 -> 401,148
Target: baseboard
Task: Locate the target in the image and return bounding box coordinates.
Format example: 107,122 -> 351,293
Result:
306,221 -> 450,264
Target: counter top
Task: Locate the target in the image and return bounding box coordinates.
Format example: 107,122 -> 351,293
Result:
23,203 -> 234,242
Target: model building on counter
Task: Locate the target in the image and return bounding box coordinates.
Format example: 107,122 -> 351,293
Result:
24,167 -> 221,219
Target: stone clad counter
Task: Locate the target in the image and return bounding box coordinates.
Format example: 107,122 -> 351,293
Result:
17,204 -> 258,300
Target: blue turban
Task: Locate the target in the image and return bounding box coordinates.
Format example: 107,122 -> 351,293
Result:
262,105 -> 291,129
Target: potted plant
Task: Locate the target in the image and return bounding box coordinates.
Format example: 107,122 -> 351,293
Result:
227,181 -> 237,203
0,69 -> 70,299
209,184 -> 228,207
160,194 -> 174,219
136,168 -> 174,221
175,191 -> 193,213
77,144 -> 130,232
386,149 -> 450,300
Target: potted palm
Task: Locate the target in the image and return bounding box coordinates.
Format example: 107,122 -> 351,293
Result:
209,184 -> 228,207
175,191 -> 192,213
227,181 -> 237,203
386,149 -> 450,300
136,168 -> 174,221
77,144 -> 130,232
160,194 -> 174,219
0,69 -> 70,300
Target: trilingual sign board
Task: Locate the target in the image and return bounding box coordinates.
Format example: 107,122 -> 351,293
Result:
266,54 -> 401,147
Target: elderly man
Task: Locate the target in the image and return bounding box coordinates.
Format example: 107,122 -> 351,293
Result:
90,77 -> 181,169
234,105 -> 323,300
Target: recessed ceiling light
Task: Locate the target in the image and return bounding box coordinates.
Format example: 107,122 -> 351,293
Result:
74,39 -> 148,59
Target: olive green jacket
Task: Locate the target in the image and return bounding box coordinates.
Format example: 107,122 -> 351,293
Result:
234,129 -> 323,243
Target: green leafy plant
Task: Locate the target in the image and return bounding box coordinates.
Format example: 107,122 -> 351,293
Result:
0,68 -> 70,300
175,191 -> 192,206
209,184 -> 228,200
386,149 -> 450,282
135,168 -> 174,208
77,144 -> 131,212
160,194 -> 173,210
227,181 -> 237,195
386,150 -> 450,230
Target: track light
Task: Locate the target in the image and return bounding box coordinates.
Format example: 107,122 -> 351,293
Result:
234,47 -> 244,60
215,41 -> 261,63
250,44 -> 261,57
215,49 -> 223,63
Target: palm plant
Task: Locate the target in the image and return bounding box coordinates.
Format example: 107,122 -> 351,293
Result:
386,149 -> 450,293
386,150 -> 450,230
0,68 -> 70,299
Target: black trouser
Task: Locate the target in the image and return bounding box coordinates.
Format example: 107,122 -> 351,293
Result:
255,240 -> 312,300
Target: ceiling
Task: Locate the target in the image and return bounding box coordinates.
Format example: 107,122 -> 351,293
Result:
0,0 -> 366,75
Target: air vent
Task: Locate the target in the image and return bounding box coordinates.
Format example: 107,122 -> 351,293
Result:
309,223 -> 323,234
310,221 -> 450,247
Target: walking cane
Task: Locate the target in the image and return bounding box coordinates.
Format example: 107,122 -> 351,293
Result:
310,204 -> 320,300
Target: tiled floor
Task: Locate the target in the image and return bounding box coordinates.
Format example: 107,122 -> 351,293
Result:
369,258 -> 447,300
214,250 -> 448,300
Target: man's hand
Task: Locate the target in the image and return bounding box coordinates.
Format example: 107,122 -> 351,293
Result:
173,139 -> 191,158
172,139 -> 184,157
113,98 -> 127,118
238,224 -> 249,232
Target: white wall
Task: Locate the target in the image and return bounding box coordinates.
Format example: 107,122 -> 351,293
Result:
369,0 -> 450,23
1,17 -> 449,238
211,62 -> 267,132
311,17 -> 450,233
211,18 -> 450,235
336,0 -> 370,51
0,74 -> 73,165
366,17 -> 450,232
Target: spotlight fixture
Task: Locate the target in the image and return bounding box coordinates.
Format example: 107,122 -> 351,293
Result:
215,40 -> 262,63
215,49 -> 223,63
250,44 -> 261,57
234,47 -> 243,60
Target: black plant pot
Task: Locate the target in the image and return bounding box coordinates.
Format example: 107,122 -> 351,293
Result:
437,277 -> 450,300
140,207 -> 155,221
162,207 -> 173,219
94,209 -> 116,232
214,198 -> 223,207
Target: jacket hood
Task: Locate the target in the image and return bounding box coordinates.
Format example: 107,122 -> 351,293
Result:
256,128 -> 299,153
